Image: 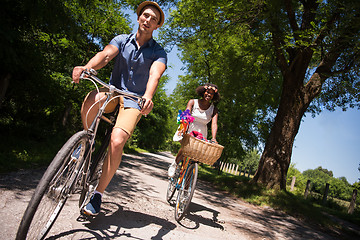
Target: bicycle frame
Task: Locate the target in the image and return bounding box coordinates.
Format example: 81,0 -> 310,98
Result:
77,69 -> 144,199
176,157 -> 192,189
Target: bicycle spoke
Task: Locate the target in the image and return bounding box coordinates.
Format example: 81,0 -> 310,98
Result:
16,131 -> 89,240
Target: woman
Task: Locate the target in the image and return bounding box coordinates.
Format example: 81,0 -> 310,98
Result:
168,83 -> 220,177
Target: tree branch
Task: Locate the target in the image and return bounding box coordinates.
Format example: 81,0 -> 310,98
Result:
284,0 -> 299,39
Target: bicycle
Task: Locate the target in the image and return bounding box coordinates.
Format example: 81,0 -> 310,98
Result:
166,116 -> 223,222
16,69 -> 144,240
166,153 -> 199,222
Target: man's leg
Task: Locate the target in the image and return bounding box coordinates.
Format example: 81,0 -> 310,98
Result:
96,128 -> 129,193
81,89 -> 118,130
83,105 -> 141,216
83,127 -> 129,216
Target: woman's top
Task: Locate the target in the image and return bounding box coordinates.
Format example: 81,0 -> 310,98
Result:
188,99 -> 214,139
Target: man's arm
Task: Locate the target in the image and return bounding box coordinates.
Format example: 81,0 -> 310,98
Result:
72,44 -> 119,83
141,61 -> 166,115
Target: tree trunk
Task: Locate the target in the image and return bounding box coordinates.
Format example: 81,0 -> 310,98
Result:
251,83 -> 307,189
0,73 -> 11,108
251,52 -> 335,190
62,103 -> 72,127
251,50 -> 315,189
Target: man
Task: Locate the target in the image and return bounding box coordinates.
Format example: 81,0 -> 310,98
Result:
72,1 -> 167,216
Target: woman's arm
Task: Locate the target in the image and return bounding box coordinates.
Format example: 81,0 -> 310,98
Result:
186,99 -> 194,112
211,107 -> 218,142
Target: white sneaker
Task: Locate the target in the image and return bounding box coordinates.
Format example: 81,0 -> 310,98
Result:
168,162 -> 177,177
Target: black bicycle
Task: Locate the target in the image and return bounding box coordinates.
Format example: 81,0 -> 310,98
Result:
16,69 -> 143,240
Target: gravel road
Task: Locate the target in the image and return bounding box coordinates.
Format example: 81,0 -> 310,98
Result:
0,152 -> 354,239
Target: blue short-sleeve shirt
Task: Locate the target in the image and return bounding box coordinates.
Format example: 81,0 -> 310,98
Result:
109,33 -> 167,109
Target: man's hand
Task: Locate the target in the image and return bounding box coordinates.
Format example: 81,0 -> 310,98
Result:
72,66 -> 87,83
141,96 -> 154,116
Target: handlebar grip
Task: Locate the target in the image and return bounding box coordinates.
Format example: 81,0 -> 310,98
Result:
89,69 -> 98,75
139,98 -> 145,109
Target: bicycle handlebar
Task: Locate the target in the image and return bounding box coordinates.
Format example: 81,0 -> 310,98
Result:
79,69 -> 144,109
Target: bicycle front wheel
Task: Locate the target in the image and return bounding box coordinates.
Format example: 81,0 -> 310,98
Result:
16,131 -> 90,240
166,161 -> 182,203
175,161 -> 198,222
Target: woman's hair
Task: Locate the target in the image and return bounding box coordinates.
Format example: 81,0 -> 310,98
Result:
196,83 -> 221,102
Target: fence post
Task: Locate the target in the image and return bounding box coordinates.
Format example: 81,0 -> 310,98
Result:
304,180 -> 311,199
244,167 -> 247,176
290,176 -> 296,191
348,189 -> 358,214
230,163 -> 235,174
235,165 -> 239,175
220,161 -> 224,171
322,183 -> 330,205
238,166 -> 242,176
247,169 -> 251,178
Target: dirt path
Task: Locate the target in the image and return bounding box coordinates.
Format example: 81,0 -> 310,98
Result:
0,152 -> 353,239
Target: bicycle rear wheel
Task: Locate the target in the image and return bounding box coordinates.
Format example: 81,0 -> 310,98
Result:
16,131 -> 90,240
175,161 -> 198,222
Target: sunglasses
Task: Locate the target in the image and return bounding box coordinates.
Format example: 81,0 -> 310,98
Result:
204,85 -> 218,93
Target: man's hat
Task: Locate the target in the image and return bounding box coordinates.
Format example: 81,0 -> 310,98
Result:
136,1 -> 165,27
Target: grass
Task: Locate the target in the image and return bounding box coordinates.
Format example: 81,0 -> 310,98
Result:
0,133 -> 69,173
198,164 -> 360,237
0,130 -> 149,174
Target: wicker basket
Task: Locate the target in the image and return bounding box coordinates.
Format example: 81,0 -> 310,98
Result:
180,134 -> 224,165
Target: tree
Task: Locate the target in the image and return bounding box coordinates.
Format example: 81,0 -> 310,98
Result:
162,0 -> 360,190
0,0 -> 132,138
162,0 -> 282,164
252,0 -> 360,189
0,0 -> 173,170
242,148 -> 261,173
303,167 -> 352,200
134,75 -> 173,150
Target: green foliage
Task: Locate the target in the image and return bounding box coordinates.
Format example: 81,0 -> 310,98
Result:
133,75 -> 173,151
291,166 -> 353,202
161,0 -> 283,162
0,0 -> 131,137
160,0 -> 360,189
0,0 -> 174,170
286,163 -> 307,194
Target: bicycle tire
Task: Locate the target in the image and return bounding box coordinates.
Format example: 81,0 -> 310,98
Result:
16,131 -> 90,240
175,161 -> 198,222
166,161 -> 183,203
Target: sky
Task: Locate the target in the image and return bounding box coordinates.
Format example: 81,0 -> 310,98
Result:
127,7 -> 360,185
